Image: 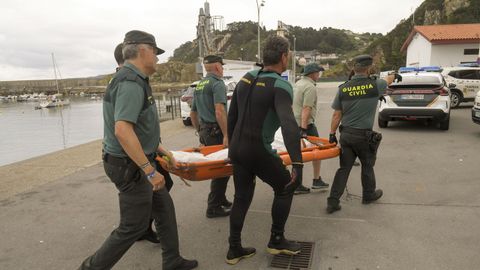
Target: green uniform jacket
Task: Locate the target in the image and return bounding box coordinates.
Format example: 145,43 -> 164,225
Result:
331,75 -> 387,130
191,73 -> 227,123
103,62 -> 160,157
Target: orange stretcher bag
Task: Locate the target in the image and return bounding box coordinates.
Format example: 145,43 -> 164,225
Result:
156,136 -> 340,181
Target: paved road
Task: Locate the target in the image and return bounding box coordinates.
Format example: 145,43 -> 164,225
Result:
1,82 -> 479,270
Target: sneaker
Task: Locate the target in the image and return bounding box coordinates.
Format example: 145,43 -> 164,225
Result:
222,199 -> 233,209
362,189 -> 383,204
172,258 -> 198,270
267,235 -> 301,255
206,207 -> 231,218
294,184 -> 310,195
311,178 -> 329,190
225,246 -> 256,265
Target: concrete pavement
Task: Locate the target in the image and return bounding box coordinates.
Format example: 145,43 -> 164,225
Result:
1,82 -> 479,270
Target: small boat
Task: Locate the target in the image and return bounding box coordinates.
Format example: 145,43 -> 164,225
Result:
39,95 -> 70,108
38,54 -> 70,109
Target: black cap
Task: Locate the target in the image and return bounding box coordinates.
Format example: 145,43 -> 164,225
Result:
123,30 -> 165,55
114,43 -> 124,65
203,55 -> 224,65
353,55 -> 373,67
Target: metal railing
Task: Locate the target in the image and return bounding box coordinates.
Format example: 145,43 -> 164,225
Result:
155,92 -> 182,122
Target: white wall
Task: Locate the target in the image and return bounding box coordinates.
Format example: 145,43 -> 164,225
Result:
406,33 -> 432,67
202,59 -> 257,82
430,43 -> 479,67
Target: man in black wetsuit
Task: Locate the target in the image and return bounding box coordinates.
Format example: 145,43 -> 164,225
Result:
225,36 -> 304,265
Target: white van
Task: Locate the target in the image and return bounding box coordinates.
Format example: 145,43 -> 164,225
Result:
442,67 -> 480,108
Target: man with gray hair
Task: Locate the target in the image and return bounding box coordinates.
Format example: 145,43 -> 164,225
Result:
78,30 -> 197,270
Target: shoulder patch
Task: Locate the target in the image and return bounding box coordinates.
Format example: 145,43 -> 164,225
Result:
240,77 -> 252,84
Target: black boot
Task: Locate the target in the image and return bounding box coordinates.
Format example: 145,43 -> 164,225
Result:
225,245 -> 256,265
172,258 -> 198,270
267,233 -> 301,255
206,206 -> 231,218
326,198 -> 341,214
362,189 -> 383,204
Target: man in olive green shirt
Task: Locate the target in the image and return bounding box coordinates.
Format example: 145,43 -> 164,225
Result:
292,63 -> 328,194
327,55 -> 395,214
190,55 -> 231,218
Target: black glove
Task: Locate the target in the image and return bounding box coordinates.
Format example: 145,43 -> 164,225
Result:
329,133 -> 338,144
300,127 -> 308,139
394,73 -> 402,82
379,95 -> 386,103
285,163 -> 303,190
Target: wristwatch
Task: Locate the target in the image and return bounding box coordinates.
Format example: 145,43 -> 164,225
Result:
146,170 -> 156,181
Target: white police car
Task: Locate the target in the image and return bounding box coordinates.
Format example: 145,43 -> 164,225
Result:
472,91 -> 480,125
442,66 -> 480,108
180,79 -> 237,126
378,72 -> 451,130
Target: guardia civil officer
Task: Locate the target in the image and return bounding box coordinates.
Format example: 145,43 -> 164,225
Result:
190,55 -> 232,218
292,63 -> 329,194
113,42 -> 160,244
78,30 -> 197,270
326,55 -> 395,214
225,36 -> 303,265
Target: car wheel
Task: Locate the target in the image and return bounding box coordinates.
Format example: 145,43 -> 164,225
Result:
182,118 -> 192,126
450,91 -> 462,108
378,118 -> 388,128
439,115 -> 450,130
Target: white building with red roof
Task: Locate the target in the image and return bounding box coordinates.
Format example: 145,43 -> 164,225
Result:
401,24 -> 480,67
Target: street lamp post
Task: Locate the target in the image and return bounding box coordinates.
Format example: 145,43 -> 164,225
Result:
292,35 -> 296,82
256,0 -> 265,63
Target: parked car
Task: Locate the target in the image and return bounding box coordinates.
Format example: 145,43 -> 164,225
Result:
442,67 -> 480,108
472,91 -> 480,125
180,79 -> 237,126
378,72 -> 451,130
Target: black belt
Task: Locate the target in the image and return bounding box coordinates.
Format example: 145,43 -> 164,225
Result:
339,125 -> 371,135
200,122 -> 219,128
102,152 -> 157,166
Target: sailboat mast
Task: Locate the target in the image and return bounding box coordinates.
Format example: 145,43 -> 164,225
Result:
51,53 -> 60,93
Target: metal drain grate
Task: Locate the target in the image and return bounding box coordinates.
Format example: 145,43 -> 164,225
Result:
269,241 -> 315,269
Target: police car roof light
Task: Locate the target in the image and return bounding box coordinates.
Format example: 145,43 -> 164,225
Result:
458,63 -> 480,67
421,66 -> 443,72
399,67 -> 422,73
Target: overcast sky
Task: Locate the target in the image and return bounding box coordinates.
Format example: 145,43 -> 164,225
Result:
0,0 -> 424,81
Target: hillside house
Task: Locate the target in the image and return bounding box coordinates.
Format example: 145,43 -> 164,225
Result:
401,24 -> 480,67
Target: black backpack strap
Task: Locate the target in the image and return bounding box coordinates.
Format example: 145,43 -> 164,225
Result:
105,68 -> 153,112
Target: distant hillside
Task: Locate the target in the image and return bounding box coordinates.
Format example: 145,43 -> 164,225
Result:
366,0 -> 480,71
170,21 -> 382,65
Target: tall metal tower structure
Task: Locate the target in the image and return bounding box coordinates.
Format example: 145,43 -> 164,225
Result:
197,1 -> 225,58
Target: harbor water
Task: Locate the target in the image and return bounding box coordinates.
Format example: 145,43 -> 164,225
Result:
0,97 -> 103,166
